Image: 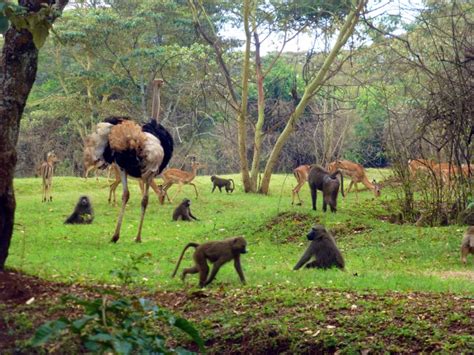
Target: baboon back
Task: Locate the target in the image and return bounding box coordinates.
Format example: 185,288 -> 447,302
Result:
313,237 -> 345,269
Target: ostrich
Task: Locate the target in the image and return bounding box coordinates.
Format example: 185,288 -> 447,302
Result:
85,79 -> 173,243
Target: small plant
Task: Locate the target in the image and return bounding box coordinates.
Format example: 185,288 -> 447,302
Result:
30,292 -> 204,354
110,252 -> 152,286
31,255 -> 204,354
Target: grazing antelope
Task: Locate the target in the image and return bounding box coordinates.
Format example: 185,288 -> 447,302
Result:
435,163 -> 471,184
161,159 -> 203,202
291,164 -> 312,205
409,159 -> 470,184
40,151 -> 59,202
408,158 -> 436,177
327,159 -> 381,200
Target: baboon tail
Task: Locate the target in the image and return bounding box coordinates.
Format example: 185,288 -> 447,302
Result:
330,170 -> 344,197
229,179 -> 235,190
171,242 -> 199,278
339,172 -> 344,197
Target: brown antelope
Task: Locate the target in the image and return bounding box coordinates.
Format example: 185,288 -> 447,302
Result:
291,164 -> 312,205
434,162 -> 471,184
40,151 -> 59,202
83,136 -> 100,180
108,163 -> 169,205
161,160 -> 203,202
327,159 -> 381,200
83,138 -> 113,181
408,158 -> 436,177
409,159 -> 470,184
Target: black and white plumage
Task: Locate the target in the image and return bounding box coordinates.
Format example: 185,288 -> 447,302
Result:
85,80 -> 173,243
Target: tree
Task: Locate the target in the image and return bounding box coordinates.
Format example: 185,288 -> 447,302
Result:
190,0 -> 367,193
0,0 -> 69,271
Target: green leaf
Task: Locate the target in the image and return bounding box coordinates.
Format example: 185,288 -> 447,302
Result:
0,15 -> 9,34
31,21 -> 50,49
71,315 -> 97,332
111,339 -> 133,355
84,340 -> 102,352
30,319 -> 69,346
88,333 -> 114,342
175,348 -> 197,355
173,318 -> 205,352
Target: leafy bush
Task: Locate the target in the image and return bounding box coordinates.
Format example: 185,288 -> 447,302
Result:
30,292 -> 204,354
30,253 -> 203,354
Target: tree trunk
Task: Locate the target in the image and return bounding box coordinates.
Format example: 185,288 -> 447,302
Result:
238,0 -> 253,192
250,31 -> 265,191
0,0 -> 69,271
259,0 -> 365,194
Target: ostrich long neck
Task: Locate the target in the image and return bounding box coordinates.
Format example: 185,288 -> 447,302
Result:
151,79 -> 163,122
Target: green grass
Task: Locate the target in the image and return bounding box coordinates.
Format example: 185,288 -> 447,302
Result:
7,170 -> 473,294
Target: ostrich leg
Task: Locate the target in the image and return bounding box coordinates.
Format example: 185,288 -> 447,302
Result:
111,169 -> 129,243
135,178 -> 151,243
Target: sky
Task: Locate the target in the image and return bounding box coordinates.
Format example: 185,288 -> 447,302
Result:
225,0 -> 425,55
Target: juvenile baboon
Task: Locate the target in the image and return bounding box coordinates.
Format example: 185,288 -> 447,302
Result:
308,165 -> 344,212
65,196 -> 94,224
294,225 -> 345,270
172,198 -> 198,221
172,236 -> 247,287
211,175 -> 235,193
461,226 -> 474,265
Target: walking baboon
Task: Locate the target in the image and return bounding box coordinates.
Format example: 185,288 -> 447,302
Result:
294,225 -> 345,270
308,165 -> 344,212
172,198 -> 198,221
211,176 -> 235,193
172,236 -> 247,287
65,196 -> 94,224
461,226 -> 474,265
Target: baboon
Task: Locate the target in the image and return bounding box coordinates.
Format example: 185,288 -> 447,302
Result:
172,236 -> 247,287
294,225 -> 345,270
461,226 -> 474,265
65,196 -> 94,224
172,198 -> 198,221
211,175 -> 235,193
308,165 -> 344,212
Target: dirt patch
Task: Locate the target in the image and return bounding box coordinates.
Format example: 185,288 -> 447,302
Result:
260,211 -> 317,243
2,270 -> 474,354
0,271 -> 68,306
330,222 -> 372,237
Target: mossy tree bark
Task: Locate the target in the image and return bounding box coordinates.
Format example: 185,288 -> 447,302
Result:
0,0 -> 69,271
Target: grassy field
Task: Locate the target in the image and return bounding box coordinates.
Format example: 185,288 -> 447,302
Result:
8,170 -> 473,293
3,170 -> 474,353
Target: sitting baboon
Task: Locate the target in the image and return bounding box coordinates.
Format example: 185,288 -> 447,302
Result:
211,175 -> 235,193
65,196 -> 94,224
172,198 -> 198,221
172,236 -> 247,287
294,225 -> 345,270
308,165 -> 344,212
461,226 -> 474,265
